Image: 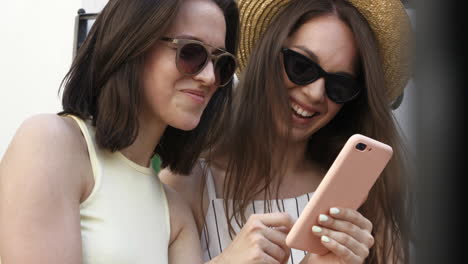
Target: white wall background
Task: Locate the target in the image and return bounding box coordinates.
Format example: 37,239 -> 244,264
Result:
82,0 -> 108,13
0,0 -> 81,158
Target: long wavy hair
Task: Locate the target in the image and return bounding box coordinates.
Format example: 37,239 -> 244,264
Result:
59,0 -> 239,174
205,0 -> 411,263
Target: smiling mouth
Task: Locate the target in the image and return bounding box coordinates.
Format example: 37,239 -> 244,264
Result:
181,89 -> 206,103
291,101 -> 320,119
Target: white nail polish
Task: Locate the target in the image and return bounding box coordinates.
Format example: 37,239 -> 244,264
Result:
321,236 -> 330,243
319,214 -> 329,222
330,207 -> 340,215
312,226 -> 322,233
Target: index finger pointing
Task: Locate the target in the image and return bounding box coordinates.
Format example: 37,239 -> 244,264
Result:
255,212 -> 295,229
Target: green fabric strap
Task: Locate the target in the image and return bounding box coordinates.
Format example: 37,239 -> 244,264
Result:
151,156 -> 161,174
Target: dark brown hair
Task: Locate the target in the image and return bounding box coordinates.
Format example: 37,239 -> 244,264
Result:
59,0 -> 239,174
207,0 -> 411,263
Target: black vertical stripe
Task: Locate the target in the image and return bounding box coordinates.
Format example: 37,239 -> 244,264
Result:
204,224 -> 212,260
211,200 -> 223,252
252,201 -> 256,214
290,249 -> 295,264
306,193 -> 310,202
294,197 -> 300,218
281,199 -> 286,212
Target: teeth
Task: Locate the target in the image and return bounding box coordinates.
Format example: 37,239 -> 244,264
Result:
291,102 -> 316,118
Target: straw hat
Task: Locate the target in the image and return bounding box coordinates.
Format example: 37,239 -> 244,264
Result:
237,0 -> 412,104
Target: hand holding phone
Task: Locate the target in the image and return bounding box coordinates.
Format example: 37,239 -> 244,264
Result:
285,134 -> 393,255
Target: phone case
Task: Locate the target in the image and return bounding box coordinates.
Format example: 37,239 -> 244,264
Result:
285,134 -> 393,255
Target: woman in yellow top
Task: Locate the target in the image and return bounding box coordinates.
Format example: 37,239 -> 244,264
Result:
0,0 -> 238,263
161,0 -> 412,263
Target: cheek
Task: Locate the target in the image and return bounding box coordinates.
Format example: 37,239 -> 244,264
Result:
144,45 -> 179,81
143,52 -> 180,98
140,62 -> 182,125
323,101 -> 343,122
329,101 -> 343,115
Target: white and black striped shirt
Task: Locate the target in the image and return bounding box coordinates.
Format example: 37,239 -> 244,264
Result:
200,161 -> 314,264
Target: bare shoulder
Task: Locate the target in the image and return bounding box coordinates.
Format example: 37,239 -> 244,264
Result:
163,184 -> 193,217
159,160 -> 205,201
160,162 -> 210,234
0,114 -> 88,263
0,113 -> 90,200
4,113 -> 85,153
164,184 -> 203,263
163,184 -> 197,243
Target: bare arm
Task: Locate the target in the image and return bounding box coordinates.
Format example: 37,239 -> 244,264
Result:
0,115 -> 89,264
165,185 -> 203,264
159,163 -> 207,233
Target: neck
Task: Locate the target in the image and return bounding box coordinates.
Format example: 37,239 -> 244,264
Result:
271,139 -> 324,193
277,140 -> 310,176
120,113 -> 167,168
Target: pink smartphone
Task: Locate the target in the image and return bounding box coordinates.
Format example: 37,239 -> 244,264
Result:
285,134 -> 393,255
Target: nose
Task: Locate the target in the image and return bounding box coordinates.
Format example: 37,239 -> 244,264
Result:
193,60 -> 216,87
302,77 -> 326,103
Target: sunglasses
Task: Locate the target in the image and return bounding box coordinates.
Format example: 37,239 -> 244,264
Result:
160,37 -> 237,87
281,48 -> 361,104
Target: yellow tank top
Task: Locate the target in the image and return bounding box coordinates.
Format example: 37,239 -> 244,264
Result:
71,115 -> 170,263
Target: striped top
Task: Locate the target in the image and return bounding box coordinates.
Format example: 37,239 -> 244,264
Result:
199,160 -> 313,264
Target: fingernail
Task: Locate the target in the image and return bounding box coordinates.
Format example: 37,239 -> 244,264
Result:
321,235 -> 330,243
319,214 -> 329,222
312,226 -> 322,233
330,207 -> 340,215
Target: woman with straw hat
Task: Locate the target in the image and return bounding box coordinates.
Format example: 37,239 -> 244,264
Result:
161,0 -> 412,263
0,0 -> 239,263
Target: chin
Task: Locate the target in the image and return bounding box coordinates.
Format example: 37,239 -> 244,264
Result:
170,115 -> 202,131
291,127 -> 320,142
